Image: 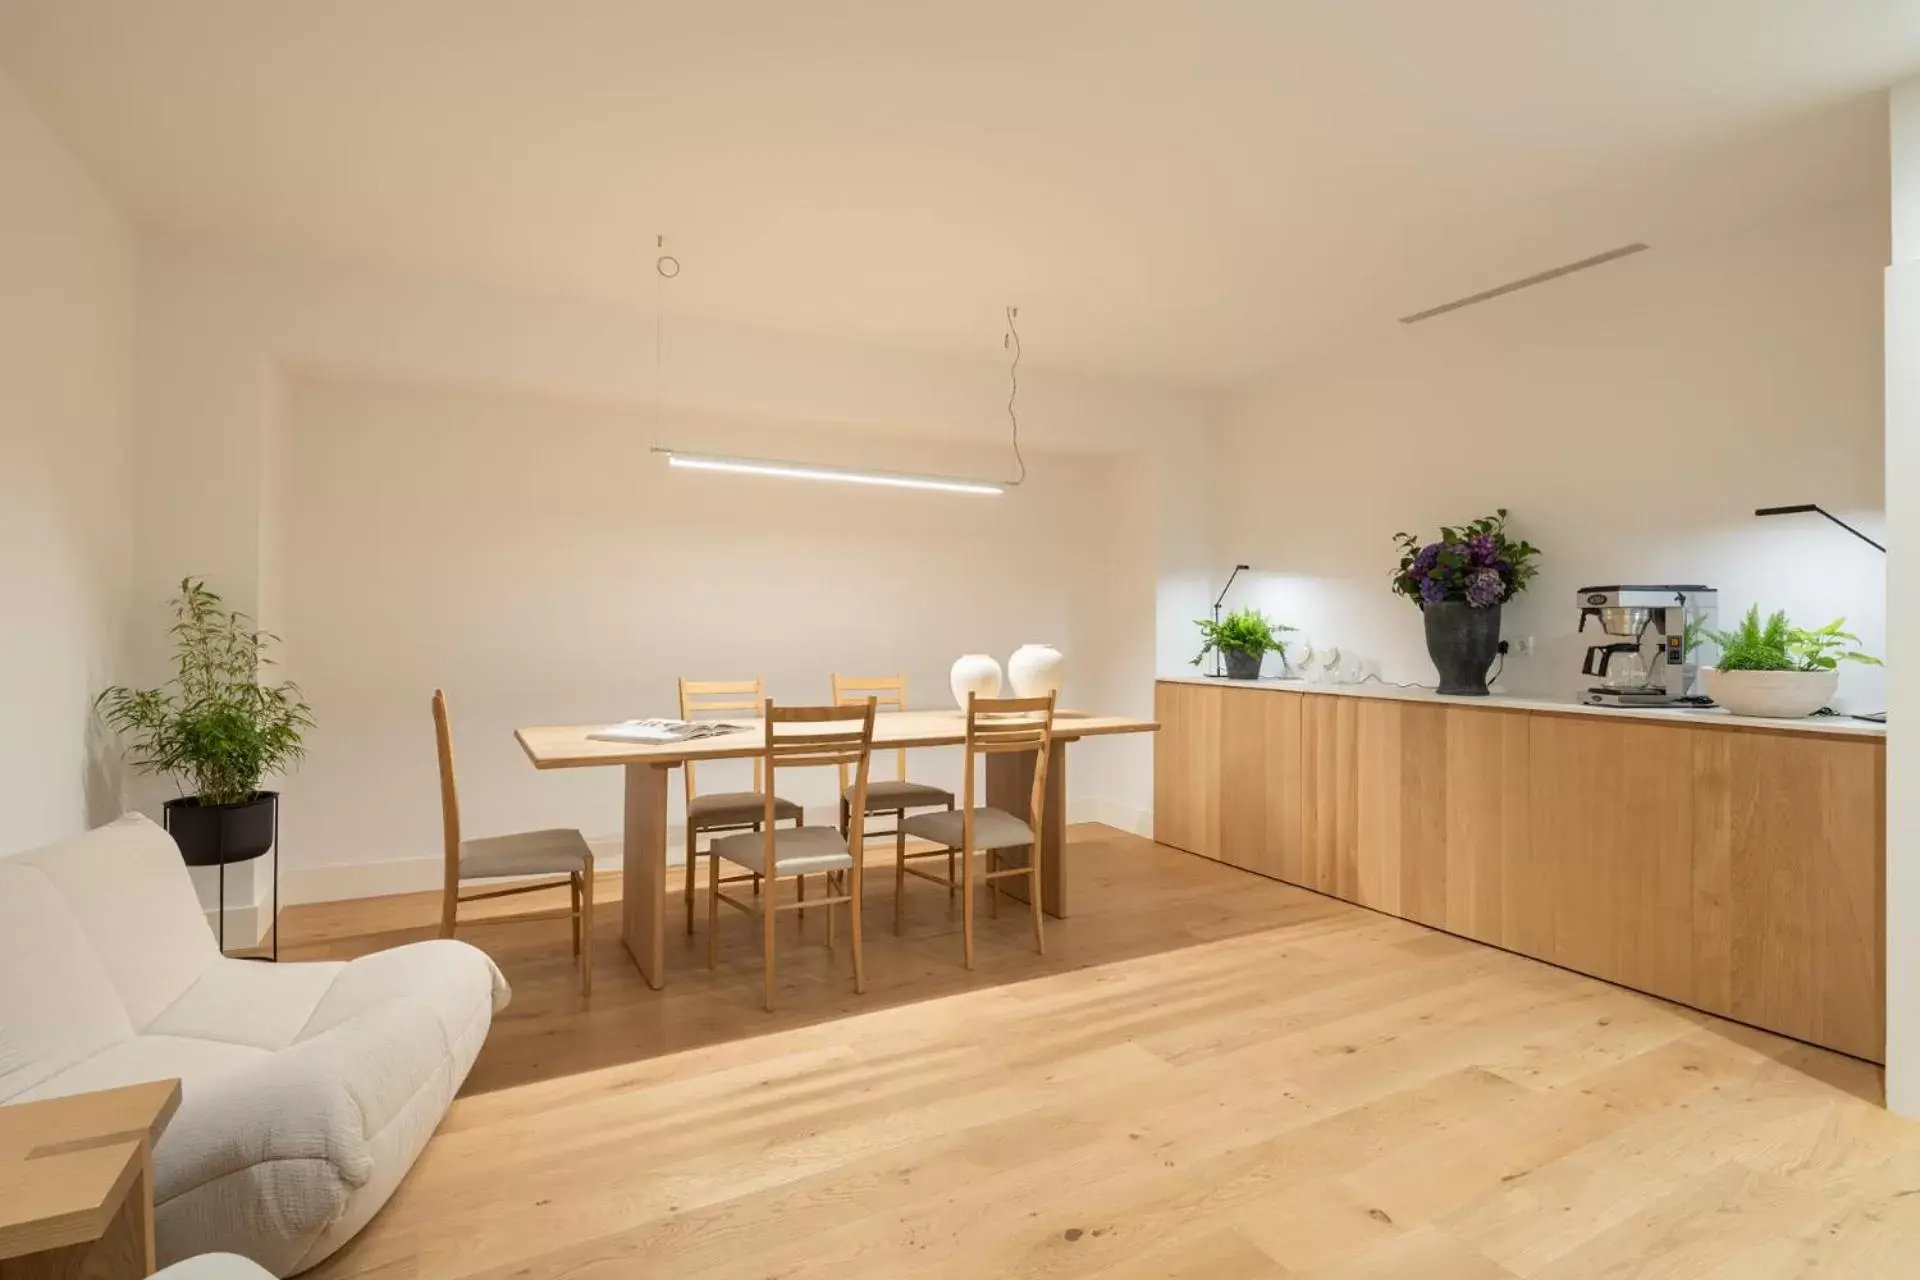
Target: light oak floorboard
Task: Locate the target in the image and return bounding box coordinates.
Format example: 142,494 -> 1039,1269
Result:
281,825 -> 1916,1280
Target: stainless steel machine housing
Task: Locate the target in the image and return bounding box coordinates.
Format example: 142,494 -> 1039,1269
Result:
1577,584 -> 1717,708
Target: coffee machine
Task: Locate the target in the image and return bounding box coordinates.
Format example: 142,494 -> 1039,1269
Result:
1577,585 -> 1717,708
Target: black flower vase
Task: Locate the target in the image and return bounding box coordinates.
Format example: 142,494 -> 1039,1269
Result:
1423,601 -> 1501,696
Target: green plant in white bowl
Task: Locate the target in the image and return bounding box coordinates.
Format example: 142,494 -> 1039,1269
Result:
1700,606 -> 1879,717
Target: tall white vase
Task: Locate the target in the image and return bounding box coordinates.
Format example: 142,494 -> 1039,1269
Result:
949,654 -> 1003,709
1008,643 -> 1065,699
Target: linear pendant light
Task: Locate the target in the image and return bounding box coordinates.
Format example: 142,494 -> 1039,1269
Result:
651,447 -> 1004,495
649,239 -> 1025,496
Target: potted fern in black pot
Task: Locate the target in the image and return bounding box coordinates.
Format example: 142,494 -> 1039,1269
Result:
1193,607 -> 1295,680
97,578 -> 313,866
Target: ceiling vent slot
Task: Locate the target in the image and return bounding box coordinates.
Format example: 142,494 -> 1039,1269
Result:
1398,243 -> 1649,324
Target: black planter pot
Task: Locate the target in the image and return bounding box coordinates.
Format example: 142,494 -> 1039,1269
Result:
1423,601 -> 1502,696
1222,648 -> 1264,680
164,791 -> 278,867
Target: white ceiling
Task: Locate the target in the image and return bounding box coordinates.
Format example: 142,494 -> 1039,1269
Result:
1,1 -> 1915,388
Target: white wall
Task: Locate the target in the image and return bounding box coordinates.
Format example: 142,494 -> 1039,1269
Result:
281,376 -> 1141,891
1885,78 -> 1920,1116
131,242 -> 1219,899
1218,200 -> 1888,713
0,73 -> 134,855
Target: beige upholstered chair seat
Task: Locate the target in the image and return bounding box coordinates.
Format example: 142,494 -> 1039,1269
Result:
902,806 -> 1034,851
849,778 -> 954,811
689,790 -> 802,828
459,828 -> 593,880
711,826 -> 854,877
433,688 -> 593,997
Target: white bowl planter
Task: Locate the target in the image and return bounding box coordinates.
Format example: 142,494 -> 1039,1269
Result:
1701,667 -> 1839,718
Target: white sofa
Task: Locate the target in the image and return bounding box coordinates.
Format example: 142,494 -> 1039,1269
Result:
0,814 -> 509,1275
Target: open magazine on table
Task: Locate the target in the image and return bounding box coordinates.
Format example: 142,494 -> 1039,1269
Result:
587,719 -> 751,744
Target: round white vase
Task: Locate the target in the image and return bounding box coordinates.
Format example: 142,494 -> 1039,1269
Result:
1007,643 -> 1065,699
949,654 -> 1004,709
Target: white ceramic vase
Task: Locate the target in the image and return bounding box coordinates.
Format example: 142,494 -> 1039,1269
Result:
1007,643 -> 1065,699
949,654 -> 1004,709
1701,667 -> 1839,718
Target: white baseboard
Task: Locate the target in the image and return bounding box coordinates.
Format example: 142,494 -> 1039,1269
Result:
202,898 -> 273,948
282,856 -> 445,904
283,804 -> 1158,906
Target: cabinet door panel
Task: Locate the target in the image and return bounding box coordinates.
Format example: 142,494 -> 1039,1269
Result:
1354,703 -> 1528,936
1445,707 -> 1537,952
1217,687 -> 1270,870
1220,690 -> 1302,881
1153,683 -> 1221,859
1353,700 -> 1418,919
1531,715 -> 1695,1005
1300,694 -> 1360,899
1693,731 -> 1884,1061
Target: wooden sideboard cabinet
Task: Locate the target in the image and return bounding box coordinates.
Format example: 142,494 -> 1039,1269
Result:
1153,679 -> 1887,1062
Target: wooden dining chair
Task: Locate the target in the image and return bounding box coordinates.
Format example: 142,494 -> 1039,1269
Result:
900,692 -> 1057,969
679,677 -> 803,936
831,673 -> 957,932
432,689 -> 594,996
707,699 -> 876,1011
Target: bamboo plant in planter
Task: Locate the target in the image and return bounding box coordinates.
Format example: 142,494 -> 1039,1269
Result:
1700,606 -> 1880,717
1193,607 -> 1295,680
97,578 -> 313,866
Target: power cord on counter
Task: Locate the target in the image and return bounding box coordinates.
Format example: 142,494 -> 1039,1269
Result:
1357,674 -> 1437,691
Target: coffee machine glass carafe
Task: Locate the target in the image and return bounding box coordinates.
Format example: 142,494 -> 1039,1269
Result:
1602,648 -> 1648,690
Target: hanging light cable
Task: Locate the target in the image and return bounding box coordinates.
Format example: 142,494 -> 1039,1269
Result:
652,253 -> 1022,496
1004,304 -> 1026,487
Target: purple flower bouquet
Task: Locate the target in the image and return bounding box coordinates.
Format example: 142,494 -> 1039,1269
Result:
1392,510 -> 1540,610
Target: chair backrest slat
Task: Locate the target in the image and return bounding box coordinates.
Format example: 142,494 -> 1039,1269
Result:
831,674 -> 910,790
760,698 -> 878,849
962,692 -> 1057,835
430,689 -> 461,900
680,676 -> 765,797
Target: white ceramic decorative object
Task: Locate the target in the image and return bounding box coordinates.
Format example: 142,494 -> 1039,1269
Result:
1007,643 -> 1065,699
949,654 -> 1004,708
1701,667 -> 1839,718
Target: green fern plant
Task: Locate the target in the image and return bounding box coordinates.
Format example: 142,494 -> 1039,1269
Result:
1704,605 -> 1881,673
1192,607 -> 1295,665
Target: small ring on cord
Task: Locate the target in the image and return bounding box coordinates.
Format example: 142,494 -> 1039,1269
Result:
656,255 -> 681,278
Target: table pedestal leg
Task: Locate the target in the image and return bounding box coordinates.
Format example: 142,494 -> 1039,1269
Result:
986,739 -> 1069,918
622,763 -> 671,989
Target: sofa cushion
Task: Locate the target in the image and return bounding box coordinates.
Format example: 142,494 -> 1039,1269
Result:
13,1034 -> 268,1104
153,1255 -> 276,1280
0,859 -> 134,1101
148,958 -> 346,1051
10,813 -> 220,1029
297,939 -> 508,1044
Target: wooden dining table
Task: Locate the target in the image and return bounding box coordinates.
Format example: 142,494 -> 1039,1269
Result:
515,708 -> 1158,988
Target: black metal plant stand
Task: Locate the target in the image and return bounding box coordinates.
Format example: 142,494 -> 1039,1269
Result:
164,793 -> 280,961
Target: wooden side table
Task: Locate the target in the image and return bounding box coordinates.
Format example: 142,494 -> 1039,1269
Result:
0,1080 -> 182,1280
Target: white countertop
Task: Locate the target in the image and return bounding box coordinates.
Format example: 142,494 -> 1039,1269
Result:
1156,674 -> 1888,739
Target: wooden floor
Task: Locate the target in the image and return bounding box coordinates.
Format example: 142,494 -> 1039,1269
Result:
287,825 -> 1920,1279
